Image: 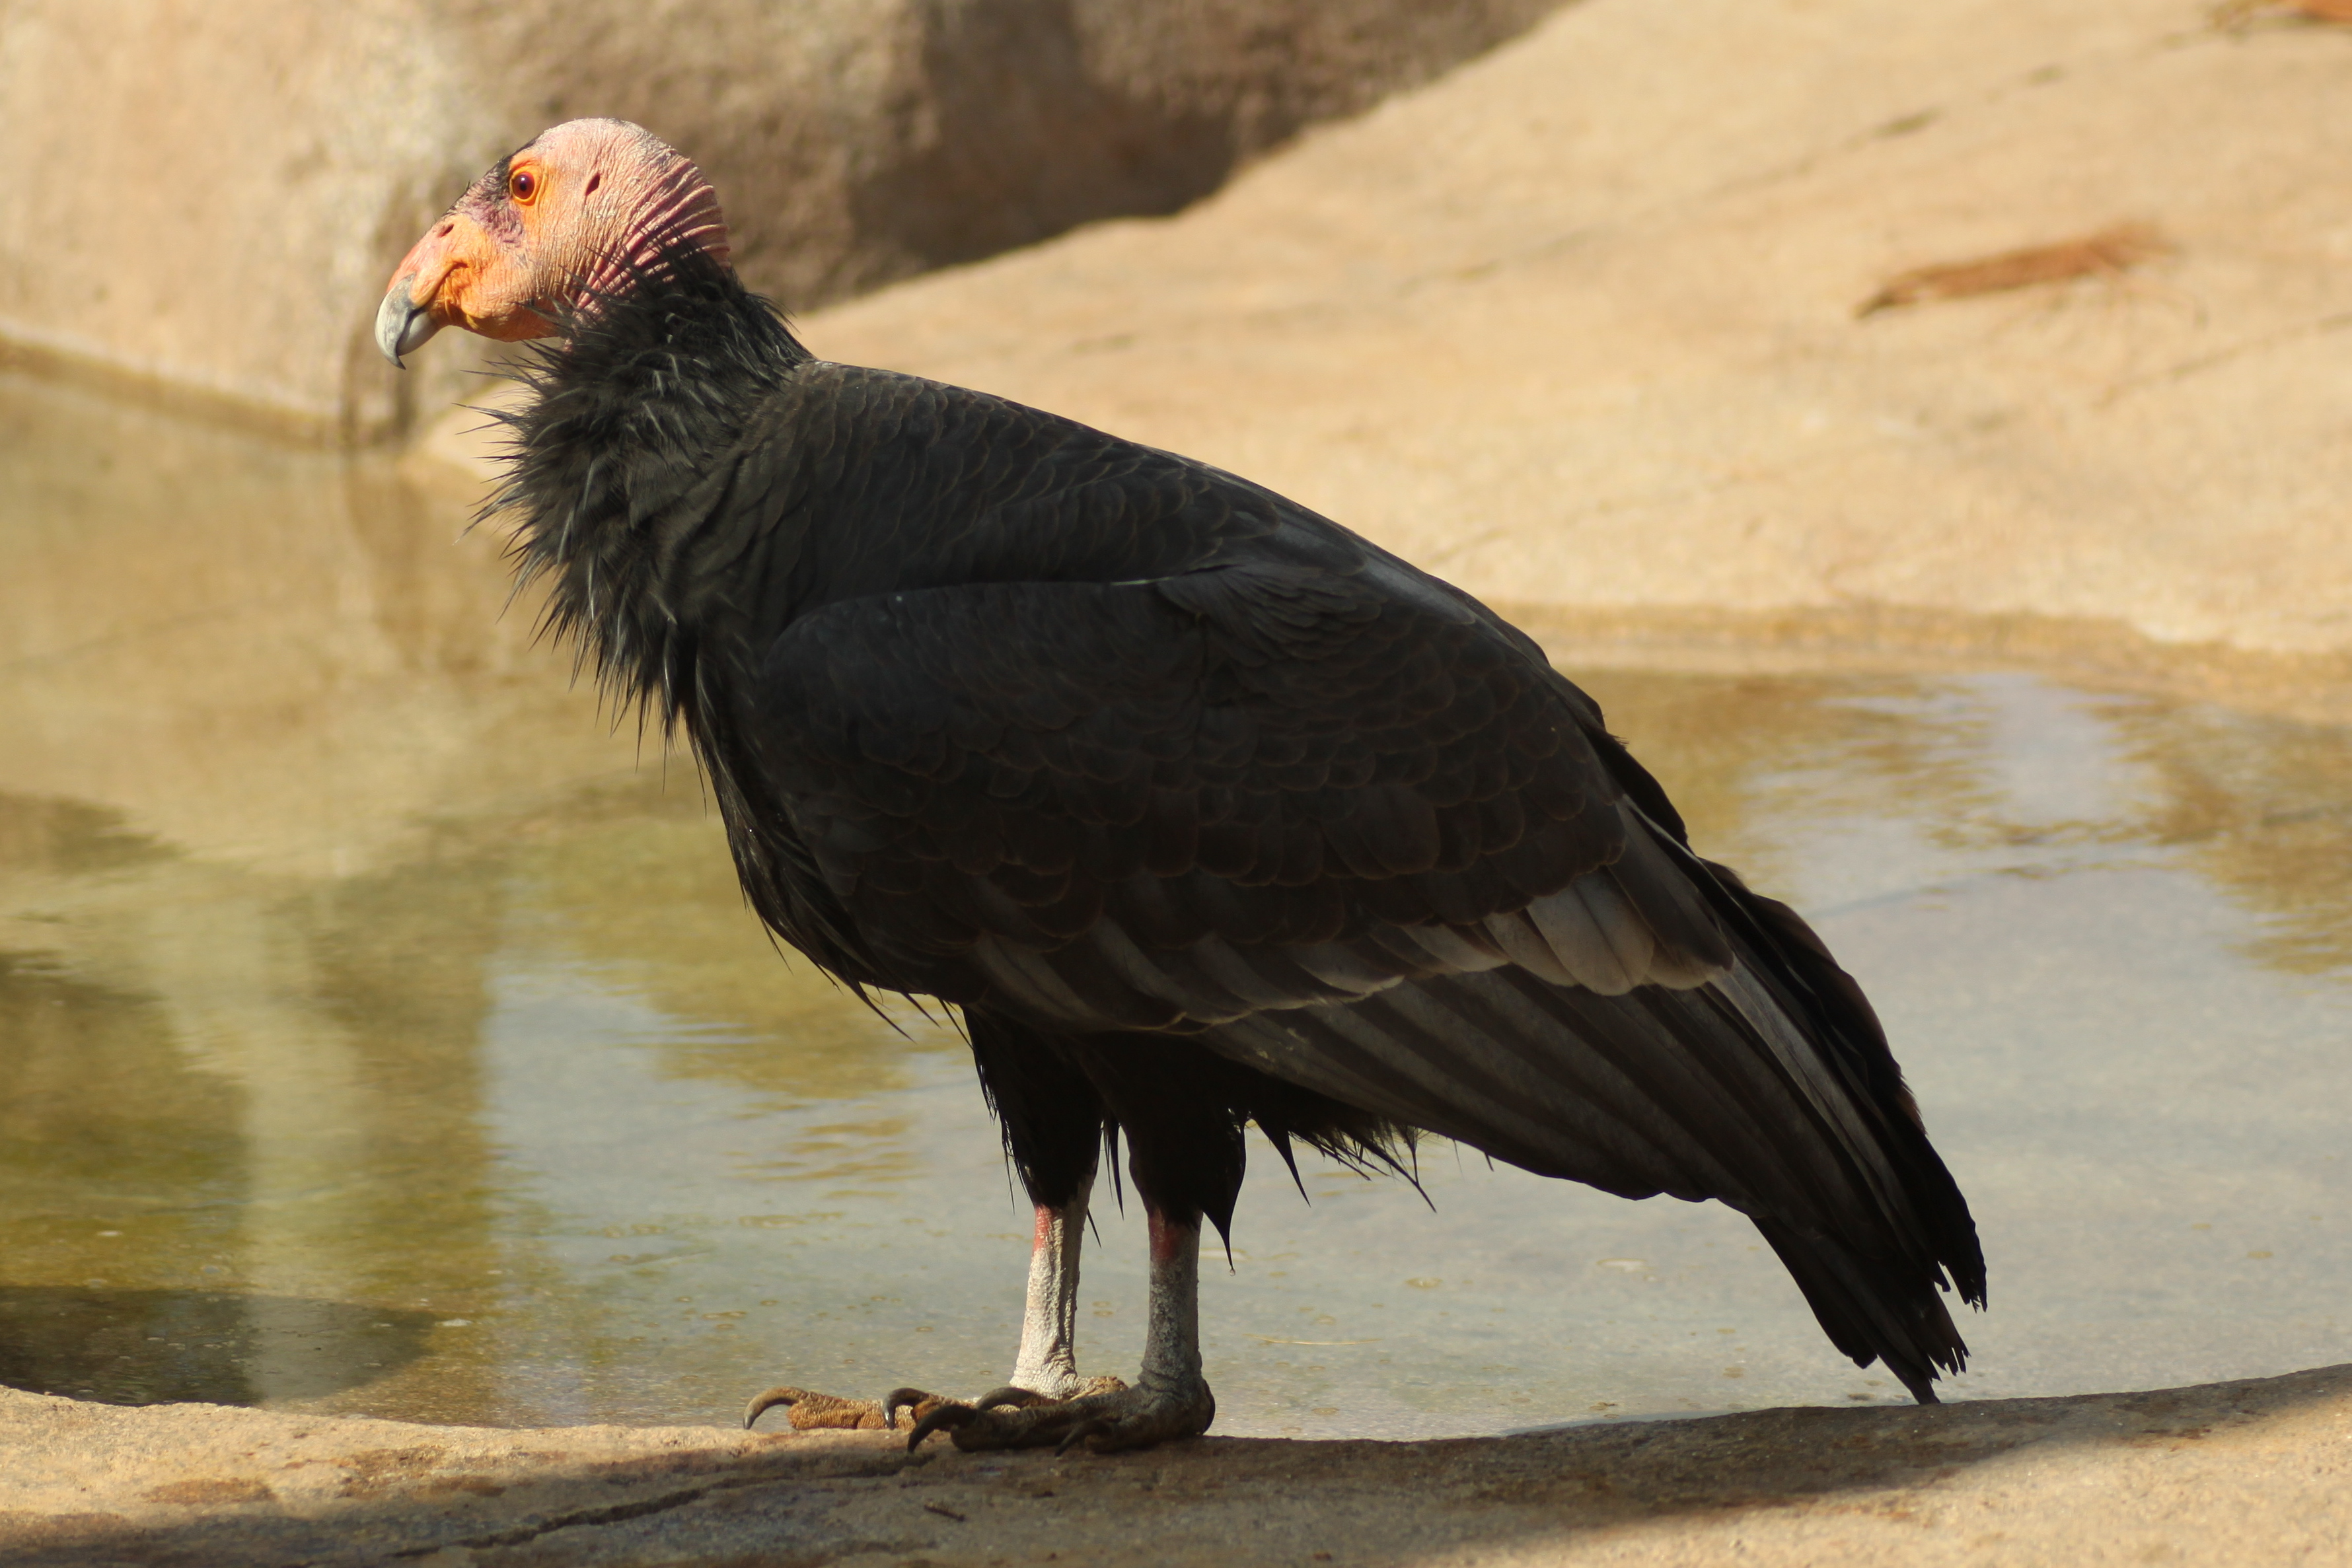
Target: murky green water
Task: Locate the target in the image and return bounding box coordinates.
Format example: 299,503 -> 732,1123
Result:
3,370 -> 2347,1439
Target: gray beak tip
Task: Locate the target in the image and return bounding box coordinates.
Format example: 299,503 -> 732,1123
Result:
375,286 -> 441,369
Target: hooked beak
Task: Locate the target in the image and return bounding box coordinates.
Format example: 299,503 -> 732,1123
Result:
375,282 -> 440,368
375,205 -> 550,367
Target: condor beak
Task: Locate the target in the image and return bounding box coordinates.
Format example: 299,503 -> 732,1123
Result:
376,207 -> 486,367
375,281 -> 441,368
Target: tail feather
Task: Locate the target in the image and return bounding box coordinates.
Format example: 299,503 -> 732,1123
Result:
1751,1215 -> 1968,1404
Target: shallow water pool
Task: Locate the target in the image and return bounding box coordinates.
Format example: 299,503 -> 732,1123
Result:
1,371 -> 2347,1438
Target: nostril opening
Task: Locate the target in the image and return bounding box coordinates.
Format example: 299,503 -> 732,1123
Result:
585,172 -> 601,196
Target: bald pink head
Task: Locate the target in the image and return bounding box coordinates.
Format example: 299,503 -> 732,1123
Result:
377,119 -> 731,365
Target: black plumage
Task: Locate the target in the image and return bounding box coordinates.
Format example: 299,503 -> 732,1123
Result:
493,244 -> 1984,1405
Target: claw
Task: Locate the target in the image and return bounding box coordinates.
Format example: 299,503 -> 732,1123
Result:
743,1386 -> 803,1430
880,1386 -> 932,1431
906,1400 -> 979,1450
971,1384 -> 1058,1412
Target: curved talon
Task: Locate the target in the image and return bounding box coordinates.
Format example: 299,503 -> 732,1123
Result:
971,1384 -> 1057,1412
906,1400 -> 978,1450
879,1386 -> 934,1431
742,1385 -> 809,1431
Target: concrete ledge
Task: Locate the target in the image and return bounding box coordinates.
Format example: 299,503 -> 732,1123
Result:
4,1366 -> 2346,1565
788,0 -> 2352,662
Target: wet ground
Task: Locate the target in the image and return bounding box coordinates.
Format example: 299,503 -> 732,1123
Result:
1,369 -> 2347,1441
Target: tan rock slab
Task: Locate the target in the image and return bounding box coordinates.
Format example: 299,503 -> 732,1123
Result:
3,1366 -> 2346,1565
706,0 -> 2352,662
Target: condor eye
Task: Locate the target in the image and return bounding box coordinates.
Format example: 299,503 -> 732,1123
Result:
509,168 -> 538,203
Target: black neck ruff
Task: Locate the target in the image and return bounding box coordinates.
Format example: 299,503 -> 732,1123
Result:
483,243 -> 812,732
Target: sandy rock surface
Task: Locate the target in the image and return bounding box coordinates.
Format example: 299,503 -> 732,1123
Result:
710,0 -> 2351,666
3,1367 -> 2345,1565
0,0 -> 1551,440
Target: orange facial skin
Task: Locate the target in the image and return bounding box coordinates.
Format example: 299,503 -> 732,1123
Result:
386,155 -> 559,345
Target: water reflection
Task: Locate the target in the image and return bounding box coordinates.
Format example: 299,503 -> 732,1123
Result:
0,1288 -> 437,1406
1585,668 -> 2352,974
1,373 -> 2347,1437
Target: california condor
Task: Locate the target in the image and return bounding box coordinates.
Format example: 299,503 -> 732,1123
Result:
376,118 -> 1983,1452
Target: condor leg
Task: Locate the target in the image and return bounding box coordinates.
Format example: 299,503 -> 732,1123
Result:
906,1204 -> 1212,1453
742,1015 -> 1118,1433
968,1180 -> 1130,1404
905,1035 -> 1228,1452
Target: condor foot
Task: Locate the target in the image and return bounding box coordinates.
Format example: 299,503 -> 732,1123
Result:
740,1376 -> 1130,1436
905,1375 -> 1212,1454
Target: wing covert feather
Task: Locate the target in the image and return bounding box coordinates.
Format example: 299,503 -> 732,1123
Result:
750,573 -> 1729,1022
